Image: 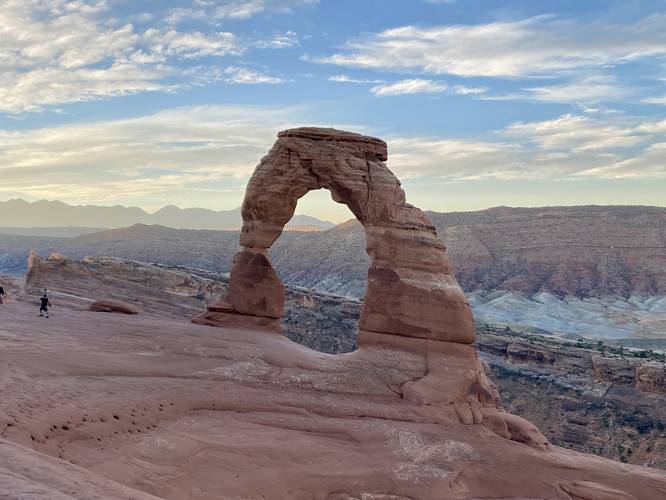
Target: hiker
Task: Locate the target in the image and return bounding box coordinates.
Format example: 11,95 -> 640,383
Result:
0,285 -> 5,304
39,289 -> 51,318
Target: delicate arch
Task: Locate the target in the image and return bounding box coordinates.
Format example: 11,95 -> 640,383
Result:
195,127 -> 475,344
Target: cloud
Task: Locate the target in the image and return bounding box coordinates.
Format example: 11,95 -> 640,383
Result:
452,85 -> 488,95
483,75 -> 629,103
314,15 -> 666,78
388,137 -> 521,180
369,79 -> 490,98
0,1 -> 296,113
0,64 -> 178,114
328,74 -> 382,84
371,79 -> 448,96
142,29 -> 241,59
575,143 -> 666,179
0,105 -> 305,207
254,31 -> 300,49
642,95 -> 666,105
524,76 -> 627,103
503,113 -> 646,152
166,0 -> 318,23
222,66 -> 286,84
1,106 -> 664,212
388,113 -> 666,182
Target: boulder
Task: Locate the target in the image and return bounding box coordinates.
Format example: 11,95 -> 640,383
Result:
89,300 -> 139,315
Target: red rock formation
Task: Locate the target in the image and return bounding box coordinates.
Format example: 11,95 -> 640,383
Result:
196,127 -> 474,344
89,300 -> 139,315
194,127 -> 547,448
3,301 -> 665,498
636,362 -> 666,393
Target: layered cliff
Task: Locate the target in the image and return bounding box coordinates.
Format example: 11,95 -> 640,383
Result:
3,205 -> 665,300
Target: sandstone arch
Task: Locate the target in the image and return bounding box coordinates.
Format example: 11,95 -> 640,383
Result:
196,127 -> 474,344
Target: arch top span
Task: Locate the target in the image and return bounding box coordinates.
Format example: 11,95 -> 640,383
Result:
194,127 -> 475,345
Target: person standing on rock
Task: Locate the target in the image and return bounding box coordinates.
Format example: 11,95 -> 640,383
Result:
0,285 -> 5,304
39,289 -> 51,318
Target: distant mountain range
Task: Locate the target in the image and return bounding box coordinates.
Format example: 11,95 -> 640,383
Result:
1,205 -> 665,300
0,199 -> 334,231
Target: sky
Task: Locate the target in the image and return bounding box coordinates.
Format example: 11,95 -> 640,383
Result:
0,0 -> 665,222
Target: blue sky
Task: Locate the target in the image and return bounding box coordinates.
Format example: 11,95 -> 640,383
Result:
1,0 -> 665,222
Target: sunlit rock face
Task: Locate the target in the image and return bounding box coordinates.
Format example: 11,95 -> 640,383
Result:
197,127 -> 474,344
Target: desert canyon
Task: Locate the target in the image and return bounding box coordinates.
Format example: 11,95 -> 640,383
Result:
1,128 -> 666,499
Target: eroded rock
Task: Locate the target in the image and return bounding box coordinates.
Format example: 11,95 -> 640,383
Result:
558,480 -> 636,500
89,300 -> 139,315
636,362 -> 666,393
196,127 -> 474,344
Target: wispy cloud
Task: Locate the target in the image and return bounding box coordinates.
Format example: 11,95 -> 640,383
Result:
574,142 -> 666,179
522,75 -> 628,103
452,85 -> 488,95
2,106 -> 663,213
254,31 -> 300,49
368,79 -> 490,98
314,15 -> 666,78
483,75 -> 629,103
142,29 -> 241,59
642,95 -> 666,105
388,113 -> 666,181
222,66 -> 287,84
0,1 -> 301,113
371,79 -> 448,96
502,113 -> 647,152
328,74 -> 382,84
165,0 -> 319,23
0,105 -> 305,207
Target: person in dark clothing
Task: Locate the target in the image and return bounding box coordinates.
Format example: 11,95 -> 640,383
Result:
39,289 -> 51,318
0,285 -> 5,304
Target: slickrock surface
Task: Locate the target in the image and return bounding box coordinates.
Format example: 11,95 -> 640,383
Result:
24,251 -> 227,319
0,439 -> 160,500
21,252 -> 361,352
2,302 -> 666,498
14,252 -> 666,470
199,127 -> 474,344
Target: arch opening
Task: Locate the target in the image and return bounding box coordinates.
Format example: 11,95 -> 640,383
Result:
271,189 -> 364,353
